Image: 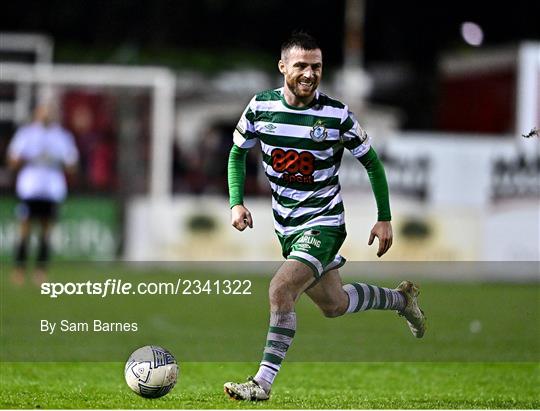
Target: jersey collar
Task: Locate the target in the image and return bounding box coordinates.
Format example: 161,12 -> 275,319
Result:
279,87 -> 320,111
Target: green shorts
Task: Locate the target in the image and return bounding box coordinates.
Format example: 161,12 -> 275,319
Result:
277,225 -> 347,278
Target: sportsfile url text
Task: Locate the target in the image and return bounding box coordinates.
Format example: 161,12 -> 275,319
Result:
40,278 -> 252,298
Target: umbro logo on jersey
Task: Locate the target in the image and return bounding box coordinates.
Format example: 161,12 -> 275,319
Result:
264,123 -> 277,133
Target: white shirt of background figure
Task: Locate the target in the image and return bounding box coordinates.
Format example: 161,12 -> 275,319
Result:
8,105 -> 79,202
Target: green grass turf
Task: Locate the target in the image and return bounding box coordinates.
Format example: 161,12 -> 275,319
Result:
1,362 -> 539,409
1,262 -> 539,408
2,263 -> 539,363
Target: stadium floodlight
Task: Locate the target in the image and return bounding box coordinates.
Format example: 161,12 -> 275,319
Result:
1,63 -> 176,198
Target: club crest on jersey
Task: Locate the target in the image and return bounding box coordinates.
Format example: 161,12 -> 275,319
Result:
310,120 -> 327,142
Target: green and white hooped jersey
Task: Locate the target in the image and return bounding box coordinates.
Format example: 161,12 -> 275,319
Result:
234,87 -> 371,236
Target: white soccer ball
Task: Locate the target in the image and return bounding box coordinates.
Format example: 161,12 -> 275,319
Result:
124,345 -> 179,398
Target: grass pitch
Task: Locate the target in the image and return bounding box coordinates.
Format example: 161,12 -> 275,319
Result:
1,262 -> 539,408
1,362 -> 538,409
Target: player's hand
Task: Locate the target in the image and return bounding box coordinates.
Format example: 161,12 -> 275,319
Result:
7,156 -> 25,172
368,221 -> 393,257
231,204 -> 253,231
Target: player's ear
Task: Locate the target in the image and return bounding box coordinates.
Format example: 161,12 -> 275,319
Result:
278,60 -> 286,75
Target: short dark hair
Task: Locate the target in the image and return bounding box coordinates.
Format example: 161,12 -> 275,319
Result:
280,31 -> 320,58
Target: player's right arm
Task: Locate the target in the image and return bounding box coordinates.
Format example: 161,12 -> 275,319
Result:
229,145 -> 253,231
6,127 -> 27,172
7,155 -> 24,172
228,98 -> 259,231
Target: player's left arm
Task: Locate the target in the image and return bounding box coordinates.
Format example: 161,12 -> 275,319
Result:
61,129 -> 79,176
341,110 -> 392,257
359,147 -> 393,257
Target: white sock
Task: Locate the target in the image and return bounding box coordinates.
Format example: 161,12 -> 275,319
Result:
253,311 -> 296,392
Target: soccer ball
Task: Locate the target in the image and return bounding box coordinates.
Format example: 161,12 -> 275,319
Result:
124,345 -> 179,398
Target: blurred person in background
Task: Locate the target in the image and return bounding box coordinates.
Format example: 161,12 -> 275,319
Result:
224,32 -> 426,401
70,103 -> 116,191
7,102 -> 79,286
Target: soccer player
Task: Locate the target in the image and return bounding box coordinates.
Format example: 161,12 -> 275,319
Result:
224,32 -> 426,401
7,102 -> 79,285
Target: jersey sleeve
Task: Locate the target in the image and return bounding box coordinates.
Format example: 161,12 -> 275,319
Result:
339,108 -> 371,159
61,129 -> 79,166
7,128 -> 27,159
233,97 -> 258,149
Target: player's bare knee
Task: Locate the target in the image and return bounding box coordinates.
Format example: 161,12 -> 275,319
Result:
269,285 -> 293,308
269,280 -> 299,311
321,303 -> 346,318
19,221 -> 31,238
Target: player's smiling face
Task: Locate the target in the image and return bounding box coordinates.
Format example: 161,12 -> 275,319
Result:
279,47 -> 322,107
